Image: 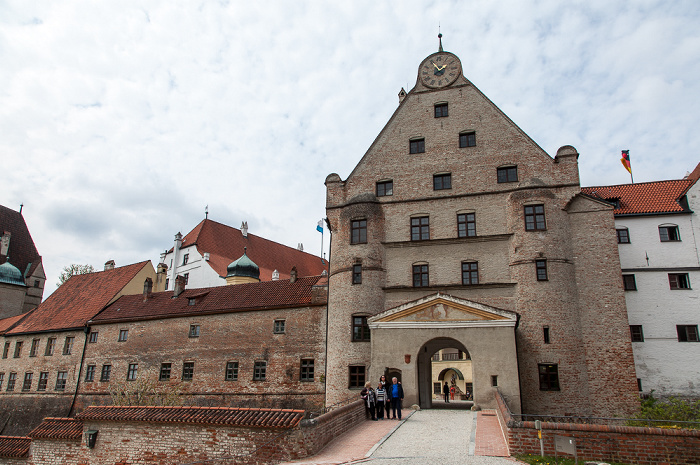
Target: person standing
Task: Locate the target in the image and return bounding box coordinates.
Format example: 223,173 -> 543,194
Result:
379,375 -> 391,419
443,381 -> 450,403
361,382 -> 377,421
375,383 -> 386,419
390,377 -> 404,420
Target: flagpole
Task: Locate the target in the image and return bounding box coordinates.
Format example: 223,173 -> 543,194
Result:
320,228 -> 324,259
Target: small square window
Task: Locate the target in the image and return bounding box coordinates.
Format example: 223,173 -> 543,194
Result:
6,372 -> 16,391
630,325 -> 644,342
536,260 -> 548,281
273,320 -> 286,334
669,273 -> 690,290
159,363 -> 172,381
189,325 -> 200,338
434,103 -> 448,118
659,225 -> 680,242
413,264 -> 429,287
127,363 -> 138,381
100,365 -> 112,382
85,365 -> 96,382
33,280 -> 40,288
88,332 -> 98,343
352,264 -> 362,284
45,338 -> 55,356
55,371 -> 67,391
457,213 -> 476,237
616,229 -> 630,244
376,180 -> 393,197
118,329 -> 129,342
13,341 -> 22,358
623,274 -> 637,291
351,219 -> 367,244
63,337 -> 74,355
253,361 -> 267,381
188,298 -> 196,306
225,361 -> 239,381
300,359 -> 314,382
30,339 -> 40,357
182,362 -> 194,381
461,262 -> 479,285
459,132 -> 476,148
409,138 -> 425,154
22,373 -> 32,391
538,364 -> 560,391
524,205 -> 546,231
37,372 -> 48,391
348,365 -> 365,389
182,253 -> 189,265
352,316 -> 370,341
497,166 -> 518,183
411,217 -> 430,241
677,325 -> 699,342
433,173 -> 452,190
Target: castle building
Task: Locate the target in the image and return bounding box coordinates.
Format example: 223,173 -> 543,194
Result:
324,38 -> 639,416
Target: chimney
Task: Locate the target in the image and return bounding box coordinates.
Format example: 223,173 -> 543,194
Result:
143,278 -> 153,301
172,275 -> 186,298
241,221 -> 248,237
156,263 -> 168,291
104,260 -> 115,271
297,243 -> 304,251
1,231 -> 10,256
290,266 -> 298,284
272,269 -> 279,281
203,252 -> 210,261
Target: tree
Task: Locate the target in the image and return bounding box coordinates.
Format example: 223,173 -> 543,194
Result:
56,263 -> 95,287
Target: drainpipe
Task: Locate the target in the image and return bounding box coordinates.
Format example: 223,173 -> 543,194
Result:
513,313 -> 524,415
323,217 -> 332,409
68,325 -> 90,417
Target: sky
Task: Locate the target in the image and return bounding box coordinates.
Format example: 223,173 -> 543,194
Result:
2,1 -> 700,297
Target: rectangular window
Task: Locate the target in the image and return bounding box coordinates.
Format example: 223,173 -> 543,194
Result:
88,332 -> 98,343
13,341 -> 22,358
630,325 -> 644,342
538,364 -> 560,391
183,273 -> 189,285
411,217 -> 430,241
349,365 -> 366,389
623,274 -> 637,291
30,339 -> 40,357
7,372 -> 17,391
409,138 -> 425,154
461,262 -> 479,285
352,264 -> 362,284
118,329 -> 129,342
376,180 -> 393,197
491,375 -> 498,387
225,361 -> 239,381
434,382 -> 441,394
159,363 -> 172,381
434,103 -> 448,118
0,373 -> 3,390
433,173 -> 452,190
669,273 -> 690,289
100,365 -> 111,382
459,132 -> 476,148
45,337 -> 56,356
63,337 -> 74,355
637,378 -> 643,392
497,166 -> 518,183
2,342 -> 9,359
189,325 -> 200,338
55,371 -> 67,391
273,320 -> 286,334
543,326 -> 550,344
37,372 -> 48,391
127,363 -> 138,381
85,365 -> 96,382
616,229 -> 630,244
536,260 -> 548,281
352,316 -> 370,341
677,325 -> 699,342
300,359 -> 314,382
253,361 -> 267,381
182,253 -> 189,265
22,373 -> 32,391
659,225 -> 680,242
165,278 -> 169,290
351,219 -> 367,244
413,264 -> 429,287
524,205 -> 546,231
182,362 -> 194,381
457,213 -> 476,237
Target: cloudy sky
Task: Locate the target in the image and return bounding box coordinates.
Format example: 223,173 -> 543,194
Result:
2,1 -> 699,297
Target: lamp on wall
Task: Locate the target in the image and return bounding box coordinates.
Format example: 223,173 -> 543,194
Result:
86,430 -> 98,449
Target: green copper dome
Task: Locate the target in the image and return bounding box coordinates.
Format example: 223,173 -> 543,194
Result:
0,259 -> 26,286
226,248 -> 260,280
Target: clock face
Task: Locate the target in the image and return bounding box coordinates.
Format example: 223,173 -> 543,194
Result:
419,52 -> 462,89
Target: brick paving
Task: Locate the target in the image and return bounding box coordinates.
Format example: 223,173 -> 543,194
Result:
474,410 -> 510,457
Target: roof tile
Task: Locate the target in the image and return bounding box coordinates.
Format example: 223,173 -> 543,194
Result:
0,436 -> 31,458
582,179 -> 693,215
29,418 -> 83,440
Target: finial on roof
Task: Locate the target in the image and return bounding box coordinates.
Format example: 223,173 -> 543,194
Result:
205,205 -> 208,219
244,246 -> 247,255
438,32 -> 443,52
19,203 -> 23,215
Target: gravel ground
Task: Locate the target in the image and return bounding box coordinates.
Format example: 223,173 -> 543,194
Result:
364,409 -> 522,465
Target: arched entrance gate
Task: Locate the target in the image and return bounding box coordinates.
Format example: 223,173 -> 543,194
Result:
417,337 -> 472,408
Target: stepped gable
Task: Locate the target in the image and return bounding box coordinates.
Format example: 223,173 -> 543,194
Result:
7,261 -> 151,334
173,219 -> 327,281
92,275 -> 325,323
582,179 -> 694,215
0,436 -> 31,458
0,205 -> 42,279
28,418 -> 83,440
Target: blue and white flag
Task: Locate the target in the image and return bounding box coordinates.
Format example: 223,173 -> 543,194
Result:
316,219 -> 324,233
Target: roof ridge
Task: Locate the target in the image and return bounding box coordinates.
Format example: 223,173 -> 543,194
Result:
583,178 -> 692,190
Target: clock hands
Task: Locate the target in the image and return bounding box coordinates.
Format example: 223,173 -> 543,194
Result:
431,61 -> 447,76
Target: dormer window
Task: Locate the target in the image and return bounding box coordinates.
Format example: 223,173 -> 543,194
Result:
605,198 -> 621,209
434,103 -> 448,118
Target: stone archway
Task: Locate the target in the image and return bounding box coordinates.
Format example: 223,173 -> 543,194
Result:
417,337 -> 472,409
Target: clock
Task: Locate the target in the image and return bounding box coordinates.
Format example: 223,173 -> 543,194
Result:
419,52 -> 462,89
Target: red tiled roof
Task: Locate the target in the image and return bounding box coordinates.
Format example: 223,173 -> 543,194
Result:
0,312 -> 32,335
0,205 -> 42,280
582,179 -> 694,215
29,418 -> 83,440
92,275 -> 325,323
172,219 -> 328,281
8,261 -> 151,334
0,436 -> 31,458
75,406 -> 305,429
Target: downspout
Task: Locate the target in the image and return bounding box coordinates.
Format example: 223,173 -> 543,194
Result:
68,325 -> 90,417
513,313 -> 524,415
323,217 -> 333,408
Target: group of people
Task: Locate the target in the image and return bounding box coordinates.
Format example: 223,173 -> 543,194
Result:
360,375 -> 404,421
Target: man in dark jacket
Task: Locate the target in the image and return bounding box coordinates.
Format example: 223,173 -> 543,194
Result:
443,381 -> 450,403
389,377 -> 404,420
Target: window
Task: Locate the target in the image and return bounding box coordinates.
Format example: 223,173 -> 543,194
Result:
30,339 -> 40,357
273,320 -> 286,334
189,325 -> 200,338
413,264 -> 429,287
461,262 -> 479,285
127,363 -> 138,381
459,131 -> 476,148
538,364 -> 560,391
2,342 -> 9,359
45,337 -> 56,356
433,173 -> 452,190
352,316 -> 370,342
55,371 -> 67,391
434,382 -> 442,394
352,264 -> 362,284
63,337 -> 74,355
88,332 -> 98,343
300,359 -> 314,382
34,280 -> 40,288
524,205 -> 546,231
159,363 -> 172,381
182,253 -> 189,265
637,378 -> 643,392
677,325 -> 699,342
85,365 -> 96,382
536,260 -> 548,281
100,365 -> 112,382
188,298 -> 196,306
182,362 -> 194,381
37,372 -> 48,391
659,225 -> 680,242
411,216 -> 430,241
349,365 -> 366,389
0,373 -> 3,390
497,166 -> 518,183
13,341 -> 22,358
616,228 -> 630,244
543,326 -> 550,344
351,219 -> 367,244
22,373 -> 32,391
165,278 -> 169,290
457,213 -> 476,237
225,361 -> 239,381
491,375 -> 498,387
630,325 -> 644,342
183,273 -> 189,285
7,372 -> 17,391
623,274 -> 637,291
253,361 -> 267,381
409,138 -> 425,154
434,103 -> 448,118
669,273 -> 690,289
118,329 -> 129,342
376,180 -> 393,197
